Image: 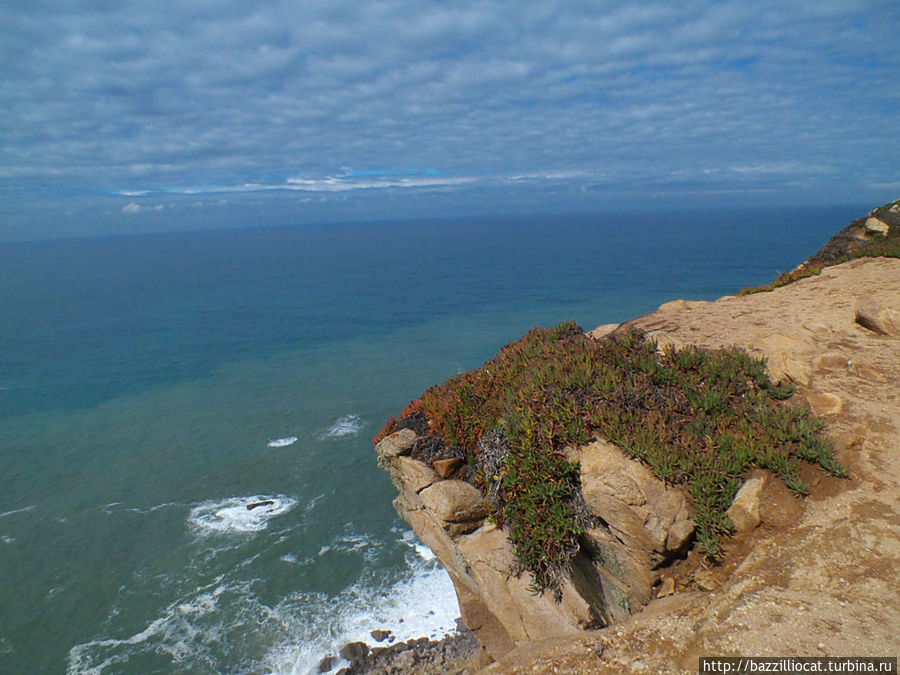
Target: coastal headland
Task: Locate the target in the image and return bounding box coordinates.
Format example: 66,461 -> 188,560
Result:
369,202 -> 900,674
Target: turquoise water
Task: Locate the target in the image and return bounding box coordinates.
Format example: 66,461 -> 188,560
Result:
0,207 -> 860,673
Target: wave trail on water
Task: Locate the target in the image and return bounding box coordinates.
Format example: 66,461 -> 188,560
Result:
267,436 -> 298,448
188,495 -> 298,534
0,504 -> 36,519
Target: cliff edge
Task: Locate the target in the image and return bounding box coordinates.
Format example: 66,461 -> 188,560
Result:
375,207 -> 900,673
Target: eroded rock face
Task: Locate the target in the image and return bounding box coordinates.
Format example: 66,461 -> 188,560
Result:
577,438 -> 696,622
376,431 -> 697,660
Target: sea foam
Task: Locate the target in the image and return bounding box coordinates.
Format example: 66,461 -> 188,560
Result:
67,577 -> 256,675
188,495 -> 297,534
320,414 -> 364,439
267,436 -> 298,448
263,529 -> 461,674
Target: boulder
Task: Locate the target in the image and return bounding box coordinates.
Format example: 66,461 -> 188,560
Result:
375,428 -> 417,458
864,216 -> 890,236
339,641 -> 369,663
577,438 -> 696,620
432,457 -> 463,478
726,477 -> 764,533
657,299 -> 710,312
855,296 -> 900,337
419,480 -> 488,523
757,333 -> 815,385
370,629 -> 391,642
658,299 -> 688,312
805,391 -> 843,417
656,576 -> 675,598
394,456 -> 438,494
580,438 -> 695,558
588,323 -> 620,340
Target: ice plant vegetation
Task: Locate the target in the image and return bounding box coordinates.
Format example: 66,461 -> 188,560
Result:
376,323 -> 845,594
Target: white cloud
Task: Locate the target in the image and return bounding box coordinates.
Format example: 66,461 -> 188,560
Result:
116,171 -> 480,197
1,0 -> 898,223
121,202 -> 164,213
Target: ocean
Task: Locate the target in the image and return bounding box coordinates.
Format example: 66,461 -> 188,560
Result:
0,206 -> 861,673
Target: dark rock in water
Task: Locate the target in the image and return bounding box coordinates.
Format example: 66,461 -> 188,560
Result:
318,654 -> 335,672
246,500 -> 275,510
335,630 -> 480,674
339,641 -> 369,663
370,629 -> 391,642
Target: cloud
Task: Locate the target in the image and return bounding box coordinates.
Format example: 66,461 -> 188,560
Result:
111,169 -> 479,197
1,0 -> 898,231
121,202 -> 164,214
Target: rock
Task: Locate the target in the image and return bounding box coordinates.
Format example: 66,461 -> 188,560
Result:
419,480 -> 488,523
650,332 -> 685,354
694,570 -> 720,591
805,391 -> 843,416
656,576 -> 675,598
395,456 -> 438,493
658,299 -> 689,312
657,299 -> 709,312
455,525 -> 602,647
757,333 -> 815,385
726,477 -> 764,533
588,323 -> 620,340
452,572 -> 517,657
666,514 -> 696,551
370,629 -> 391,642
445,519 -> 483,536
375,428 -> 417,458
580,439 -> 695,556
318,654 -> 335,672
339,641 -> 369,663
432,457 -> 463,478
864,216 -> 890,236
582,525 -> 654,614
575,439 -> 695,622
855,296 -> 900,336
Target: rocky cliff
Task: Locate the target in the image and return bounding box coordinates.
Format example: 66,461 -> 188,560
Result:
374,204 -> 900,672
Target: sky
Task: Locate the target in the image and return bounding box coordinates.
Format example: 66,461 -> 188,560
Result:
1,0 -> 899,239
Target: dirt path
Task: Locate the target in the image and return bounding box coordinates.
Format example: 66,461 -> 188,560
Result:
483,257 -> 900,673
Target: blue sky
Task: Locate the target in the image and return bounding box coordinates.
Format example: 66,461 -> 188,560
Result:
2,1 -> 898,239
